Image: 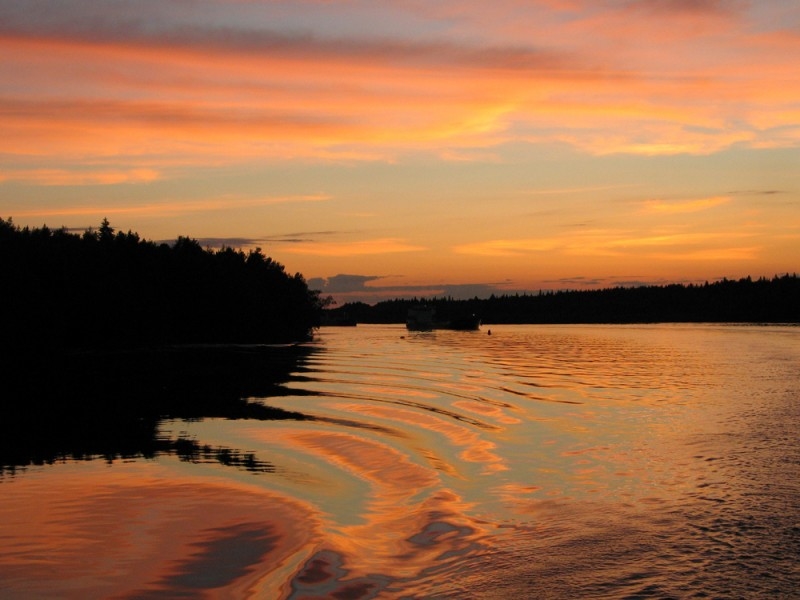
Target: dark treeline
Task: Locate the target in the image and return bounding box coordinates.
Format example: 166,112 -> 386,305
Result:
329,274 -> 800,325
1,217 -> 325,348
1,217 -> 327,472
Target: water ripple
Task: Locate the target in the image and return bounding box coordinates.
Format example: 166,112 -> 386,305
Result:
1,324 -> 798,598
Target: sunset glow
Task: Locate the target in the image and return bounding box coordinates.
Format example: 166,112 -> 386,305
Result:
1,0 -> 798,302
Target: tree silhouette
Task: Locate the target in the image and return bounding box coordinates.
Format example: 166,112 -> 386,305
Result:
0,217 -> 325,349
327,275 -> 800,325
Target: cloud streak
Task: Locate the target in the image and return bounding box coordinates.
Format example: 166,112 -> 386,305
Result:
279,238 -> 426,257
453,229 -> 760,261
2,0 -> 798,169
642,196 -> 731,214
0,168 -> 160,186
6,194 -> 330,219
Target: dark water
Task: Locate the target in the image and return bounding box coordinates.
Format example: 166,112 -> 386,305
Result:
1,324 -> 798,598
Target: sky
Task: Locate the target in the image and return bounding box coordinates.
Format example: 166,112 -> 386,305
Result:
1,0 -> 798,304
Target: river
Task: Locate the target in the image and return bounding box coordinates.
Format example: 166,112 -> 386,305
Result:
1,324 -> 798,598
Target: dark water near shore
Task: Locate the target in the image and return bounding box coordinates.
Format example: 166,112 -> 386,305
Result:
1,324 -> 798,598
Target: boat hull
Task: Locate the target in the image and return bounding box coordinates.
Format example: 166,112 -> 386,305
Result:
406,307 -> 480,331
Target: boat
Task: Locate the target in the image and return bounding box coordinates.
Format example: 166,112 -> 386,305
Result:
406,306 -> 480,331
320,310 -> 357,326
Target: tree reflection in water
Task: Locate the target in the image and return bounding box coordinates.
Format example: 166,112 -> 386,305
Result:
0,344 -> 317,475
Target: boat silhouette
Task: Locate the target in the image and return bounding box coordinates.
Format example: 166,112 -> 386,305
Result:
406,305 -> 481,331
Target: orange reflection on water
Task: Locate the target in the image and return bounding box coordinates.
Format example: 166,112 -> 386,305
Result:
335,488 -> 483,573
451,398 -> 522,425
276,429 -> 439,501
493,482 -> 544,513
287,489 -> 493,598
329,402 -> 507,474
260,428 -> 495,594
0,464 -> 322,599
362,384 -> 439,400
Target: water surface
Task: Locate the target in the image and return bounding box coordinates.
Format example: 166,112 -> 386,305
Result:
1,324 -> 798,598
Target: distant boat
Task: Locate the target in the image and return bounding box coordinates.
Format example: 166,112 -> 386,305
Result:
406,306 -> 480,331
320,311 -> 357,326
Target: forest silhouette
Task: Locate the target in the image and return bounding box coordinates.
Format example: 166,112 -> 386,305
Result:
0,217 -> 323,473
327,274 -> 800,326
1,217 -> 325,349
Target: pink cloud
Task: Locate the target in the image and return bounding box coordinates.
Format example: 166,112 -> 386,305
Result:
1,0 -> 797,170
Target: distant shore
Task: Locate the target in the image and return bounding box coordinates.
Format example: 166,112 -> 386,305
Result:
324,274 -> 800,325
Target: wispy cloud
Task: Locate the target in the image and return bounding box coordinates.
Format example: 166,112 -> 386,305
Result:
453,238 -> 561,257
727,189 -> 785,196
308,274 -> 385,293
0,168 -> 160,186
7,194 -> 330,219
650,247 -> 761,261
279,238 -> 426,257
453,228 -> 760,260
2,0 -> 797,169
641,196 -> 731,214
520,183 -> 640,196
173,230 -> 346,249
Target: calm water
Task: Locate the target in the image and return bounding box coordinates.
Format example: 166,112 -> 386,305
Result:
1,324 -> 798,599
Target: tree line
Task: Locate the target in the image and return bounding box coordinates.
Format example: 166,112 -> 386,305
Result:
328,275 -> 800,325
1,217 -> 325,349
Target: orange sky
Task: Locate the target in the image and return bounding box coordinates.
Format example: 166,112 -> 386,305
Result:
1,0 -> 798,303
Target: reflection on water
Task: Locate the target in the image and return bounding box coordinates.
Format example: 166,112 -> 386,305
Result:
0,344 -> 312,473
1,324 -> 799,598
